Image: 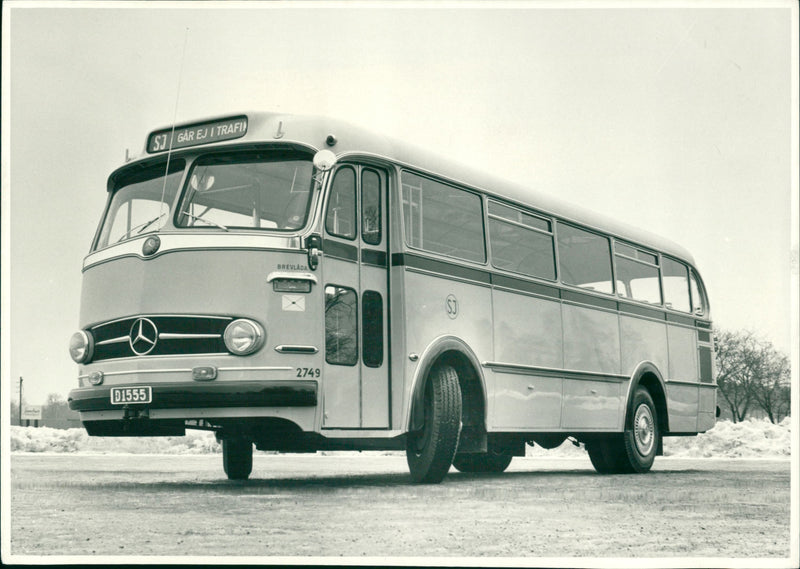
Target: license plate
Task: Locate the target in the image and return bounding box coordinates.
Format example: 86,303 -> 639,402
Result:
110,386 -> 152,405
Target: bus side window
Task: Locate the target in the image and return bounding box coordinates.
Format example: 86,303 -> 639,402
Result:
689,271 -> 706,316
614,242 -> 662,305
400,171 -> 486,263
325,286 -> 358,366
325,167 -> 357,240
361,169 -> 382,246
557,223 -> 614,294
487,200 -> 556,280
662,257 -> 691,312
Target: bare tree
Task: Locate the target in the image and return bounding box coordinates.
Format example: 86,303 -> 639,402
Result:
750,342 -> 791,424
42,392 -> 78,428
715,330 -> 754,422
715,330 -> 791,423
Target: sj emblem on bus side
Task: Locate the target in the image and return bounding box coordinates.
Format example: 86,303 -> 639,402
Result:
445,294 -> 459,319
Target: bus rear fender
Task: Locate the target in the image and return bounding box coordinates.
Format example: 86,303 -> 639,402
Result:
625,361 -> 670,441
407,336 -> 487,453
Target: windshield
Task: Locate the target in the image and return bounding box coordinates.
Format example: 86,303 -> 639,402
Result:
95,160 -> 185,250
176,151 -> 314,231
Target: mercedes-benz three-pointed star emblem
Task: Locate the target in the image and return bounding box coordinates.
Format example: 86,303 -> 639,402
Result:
129,318 -> 158,356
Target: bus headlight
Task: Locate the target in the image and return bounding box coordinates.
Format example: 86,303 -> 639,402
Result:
69,331 -> 94,363
224,319 -> 265,356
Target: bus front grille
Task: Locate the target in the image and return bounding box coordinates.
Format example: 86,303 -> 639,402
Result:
89,315 -> 233,362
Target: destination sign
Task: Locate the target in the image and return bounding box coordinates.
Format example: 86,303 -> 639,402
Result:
147,116 -> 248,153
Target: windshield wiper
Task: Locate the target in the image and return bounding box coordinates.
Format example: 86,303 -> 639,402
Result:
183,213 -> 229,231
116,213 -> 166,243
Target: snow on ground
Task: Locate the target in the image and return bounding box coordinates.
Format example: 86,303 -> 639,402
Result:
662,416 -> 792,458
526,416 -> 792,458
8,417 -> 791,458
9,426 -> 221,455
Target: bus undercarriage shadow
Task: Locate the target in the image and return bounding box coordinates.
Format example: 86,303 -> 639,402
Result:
81,468 -> 614,493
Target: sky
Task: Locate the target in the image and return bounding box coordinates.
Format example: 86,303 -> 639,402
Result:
2,1 -> 797,406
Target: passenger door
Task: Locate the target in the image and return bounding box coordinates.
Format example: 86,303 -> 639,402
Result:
321,164 -> 390,429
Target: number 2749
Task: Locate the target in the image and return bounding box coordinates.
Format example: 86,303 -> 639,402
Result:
296,368 -> 321,378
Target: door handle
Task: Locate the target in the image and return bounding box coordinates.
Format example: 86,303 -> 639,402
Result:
305,234 -> 322,270
308,247 -> 322,270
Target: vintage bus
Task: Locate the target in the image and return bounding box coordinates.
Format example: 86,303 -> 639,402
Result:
67,112 -> 716,483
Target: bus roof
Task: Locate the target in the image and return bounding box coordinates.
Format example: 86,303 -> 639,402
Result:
139,111 -> 697,266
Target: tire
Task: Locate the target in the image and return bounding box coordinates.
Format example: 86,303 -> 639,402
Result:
586,436 -> 629,474
452,449 -> 513,473
222,437 -> 253,480
587,387 -> 659,474
406,364 -> 462,484
622,387 -> 659,472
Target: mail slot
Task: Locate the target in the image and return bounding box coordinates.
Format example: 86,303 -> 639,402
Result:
266,271 -> 317,293
272,278 -> 312,293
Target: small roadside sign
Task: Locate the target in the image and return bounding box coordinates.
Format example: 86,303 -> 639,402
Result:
21,405 -> 42,421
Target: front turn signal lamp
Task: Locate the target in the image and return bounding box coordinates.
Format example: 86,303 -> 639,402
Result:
224,319 -> 265,356
69,331 -> 94,363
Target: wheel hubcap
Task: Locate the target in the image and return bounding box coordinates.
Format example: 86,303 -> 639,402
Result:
634,404 -> 655,456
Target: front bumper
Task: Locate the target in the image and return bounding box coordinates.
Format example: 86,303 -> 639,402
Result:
68,380 -> 318,412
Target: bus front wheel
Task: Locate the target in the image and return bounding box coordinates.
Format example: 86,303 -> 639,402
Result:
587,387 -> 659,474
406,364 -> 462,483
222,437 -> 253,480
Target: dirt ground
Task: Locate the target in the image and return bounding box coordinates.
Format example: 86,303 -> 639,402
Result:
7,453 -> 793,563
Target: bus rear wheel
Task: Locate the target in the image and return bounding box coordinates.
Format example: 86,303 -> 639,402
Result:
406,364 -> 462,484
452,449 -> 513,473
623,387 -> 659,472
587,387 -> 659,474
222,437 -> 253,480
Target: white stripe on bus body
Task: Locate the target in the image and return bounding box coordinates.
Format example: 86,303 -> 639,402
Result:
78,365 -> 294,380
84,233 -> 302,270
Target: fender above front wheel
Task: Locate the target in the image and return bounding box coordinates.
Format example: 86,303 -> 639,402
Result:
406,364 -> 462,483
